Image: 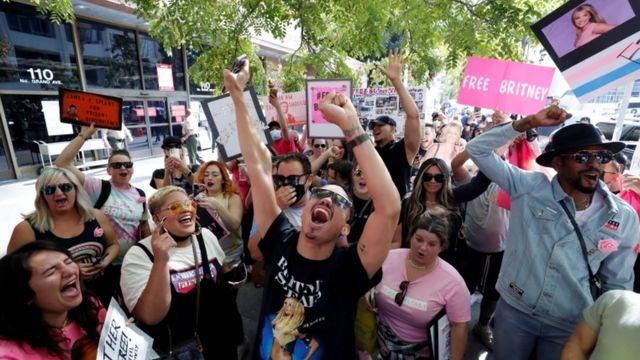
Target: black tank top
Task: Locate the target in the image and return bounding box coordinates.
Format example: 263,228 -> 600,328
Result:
31,218 -> 107,265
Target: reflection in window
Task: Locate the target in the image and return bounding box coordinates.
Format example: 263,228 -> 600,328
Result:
0,2 -> 80,90
77,20 -> 141,89
1,95 -> 76,166
139,33 -> 185,91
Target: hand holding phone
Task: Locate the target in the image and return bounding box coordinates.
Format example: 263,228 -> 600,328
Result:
170,148 -> 180,159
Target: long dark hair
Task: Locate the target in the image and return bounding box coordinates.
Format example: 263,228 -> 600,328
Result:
406,158 -> 457,228
0,241 -> 101,357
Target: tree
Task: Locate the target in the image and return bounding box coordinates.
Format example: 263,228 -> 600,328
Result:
26,0 -> 564,93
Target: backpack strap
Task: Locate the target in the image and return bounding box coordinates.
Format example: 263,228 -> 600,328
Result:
93,180 -> 111,210
133,242 -> 154,262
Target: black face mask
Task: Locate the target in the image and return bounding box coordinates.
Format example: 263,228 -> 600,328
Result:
292,184 -> 306,204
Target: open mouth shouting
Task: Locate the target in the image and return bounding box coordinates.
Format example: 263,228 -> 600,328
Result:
178,213 -> 194,227
311,204 -> 333,226
60,276 -> 81,300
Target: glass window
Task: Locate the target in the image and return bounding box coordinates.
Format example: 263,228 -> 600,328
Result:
2,95 -> 78,167
139,33 -> 185,91
77,19 -> 141,89
187,49 -> 213,95
0,2 -> 80,90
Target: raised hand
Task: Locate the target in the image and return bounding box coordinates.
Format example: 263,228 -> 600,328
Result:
223,58 -> 250,96
268,79 -> 279,107
377,49 -> 403,82
318,92 -> 359,131
80,123 -> 97,139
529,106 -> 572,128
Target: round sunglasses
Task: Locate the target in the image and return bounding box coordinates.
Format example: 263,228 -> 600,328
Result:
161,199 -> 197,216
559,150 -> 613,165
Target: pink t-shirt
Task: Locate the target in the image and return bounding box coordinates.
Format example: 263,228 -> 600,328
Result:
375,249 -> 471,343
0,305 -> 106,359
273,138 -> 300,155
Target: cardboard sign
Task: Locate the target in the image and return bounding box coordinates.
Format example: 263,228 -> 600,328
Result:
59,88 -> 123,130
306,79 -> 352,138
263,91 -> 307,126
352,87 -> 427,137
531,0 -> 640,101
457,57 -> 555,115
97,298 -> 156,360
201,86 -> 271,162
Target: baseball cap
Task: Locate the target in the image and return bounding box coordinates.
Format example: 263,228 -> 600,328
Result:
368,115 -> 397,130
161,136 -> 183,149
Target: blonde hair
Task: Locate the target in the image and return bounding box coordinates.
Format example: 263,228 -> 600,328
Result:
148,185 -> 187,216
24,167 -> 95,233
272,297 -> 305,346
572,4 -> 606,27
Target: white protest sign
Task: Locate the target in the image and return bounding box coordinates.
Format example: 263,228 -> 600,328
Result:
201,87 -> 271,161
97,298 -> 156,360
42,100 -> 73,136
352,87 -> 427,137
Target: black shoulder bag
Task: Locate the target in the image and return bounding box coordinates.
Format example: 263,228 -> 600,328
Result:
558,200 -> 602,300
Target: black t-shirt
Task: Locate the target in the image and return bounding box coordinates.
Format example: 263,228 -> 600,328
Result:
346,196 -> 373,244
150,165 -> 198,194
376,138 -> 410,198
256,213 -> 382,359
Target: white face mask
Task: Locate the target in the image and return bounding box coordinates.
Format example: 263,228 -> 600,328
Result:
270,129 -> 282,141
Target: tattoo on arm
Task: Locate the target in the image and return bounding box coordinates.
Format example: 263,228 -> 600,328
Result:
344,125 -> 362,139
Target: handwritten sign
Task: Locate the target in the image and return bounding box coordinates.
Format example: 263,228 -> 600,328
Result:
263,91 -> 307,126
531,0 -> 640,101
201,87 -> 271,162
59,88 -> 123,130
97,298 -> 156,360
305,79 -> 352,138
457,57 -> 554,115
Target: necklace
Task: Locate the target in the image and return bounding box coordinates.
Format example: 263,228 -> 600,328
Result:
55,317 -> 70,333
575,196 -> 592,211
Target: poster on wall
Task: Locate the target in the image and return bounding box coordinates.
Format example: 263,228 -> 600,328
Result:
58,88 -> 123,130
201,87 -> 271,162
456,57 -> 555,115
263,91 -> 307,126
305,79 -> 352,138
531,0 -> 640,101
156,64 -> 175,91
42,100 -> 73,136
351,86 -> 427,138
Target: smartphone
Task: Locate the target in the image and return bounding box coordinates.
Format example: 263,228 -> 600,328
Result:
238,163 -> 247,182
192,183 -> 207,196
170,148 -> 180,159
222,54 -> 248,93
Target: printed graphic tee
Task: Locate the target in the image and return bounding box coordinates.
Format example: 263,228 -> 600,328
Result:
257,213 -> 381,359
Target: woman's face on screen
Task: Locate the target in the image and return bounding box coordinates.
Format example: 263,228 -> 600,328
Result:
573,10 -> 591,29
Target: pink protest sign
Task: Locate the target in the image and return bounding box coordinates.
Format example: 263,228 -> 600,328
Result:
263,91 -> 307,126
305,79 -> 352,138
457,56 -> 555,115
310,85 -> 350,124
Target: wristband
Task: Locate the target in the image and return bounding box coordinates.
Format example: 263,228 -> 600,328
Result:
347,133 -> 370,149
77,134 -> 86,140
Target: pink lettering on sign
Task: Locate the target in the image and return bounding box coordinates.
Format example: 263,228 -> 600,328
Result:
311,86 -> 349,124
457,56 -> 555,115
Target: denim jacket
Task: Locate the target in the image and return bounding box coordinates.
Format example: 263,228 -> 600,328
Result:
467,123 -> 640,332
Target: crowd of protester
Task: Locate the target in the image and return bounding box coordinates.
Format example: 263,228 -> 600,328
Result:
1,51 -> 640,360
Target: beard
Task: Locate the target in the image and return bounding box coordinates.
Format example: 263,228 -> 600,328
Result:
572,176 -> 598,194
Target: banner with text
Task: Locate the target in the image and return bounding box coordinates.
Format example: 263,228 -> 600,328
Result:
457,57 -> 555,115
97,298 -> 156,360
262,91 -> 307,126
59,88 -> 123,130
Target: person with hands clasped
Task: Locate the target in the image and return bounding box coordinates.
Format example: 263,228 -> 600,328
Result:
120,186 -> 241,359
226,58 -> 400,358
466,106 -> 640,360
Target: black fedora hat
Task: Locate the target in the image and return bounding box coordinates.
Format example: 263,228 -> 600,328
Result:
536,123 -> 625,167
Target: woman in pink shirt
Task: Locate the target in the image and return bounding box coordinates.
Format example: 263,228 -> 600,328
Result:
374,215 -> 470,360
0,241 -> 105,359
572,4 -> 616,48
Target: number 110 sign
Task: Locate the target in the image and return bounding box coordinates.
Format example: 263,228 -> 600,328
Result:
22,67 -> 62,85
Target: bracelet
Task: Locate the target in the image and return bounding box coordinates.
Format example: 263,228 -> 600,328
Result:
77,134 -> 86,140
347,133 -> 370,149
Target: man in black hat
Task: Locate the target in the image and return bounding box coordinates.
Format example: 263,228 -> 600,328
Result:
466,106 -> 640,359
370,50 -> 420,198
150,136 -> 197,194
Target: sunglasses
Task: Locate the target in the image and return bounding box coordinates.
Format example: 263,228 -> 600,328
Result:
272,174 -> 306,187
314,144 -> 327,149
109,161 -> 134,169
310,188 -> 353,209
423,173 -> 445,183
161,199 -> 197,216
353,167 -> 363,177
41,183 -> 74,196
560,150 -> 613,165
394,281 -> 410,306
